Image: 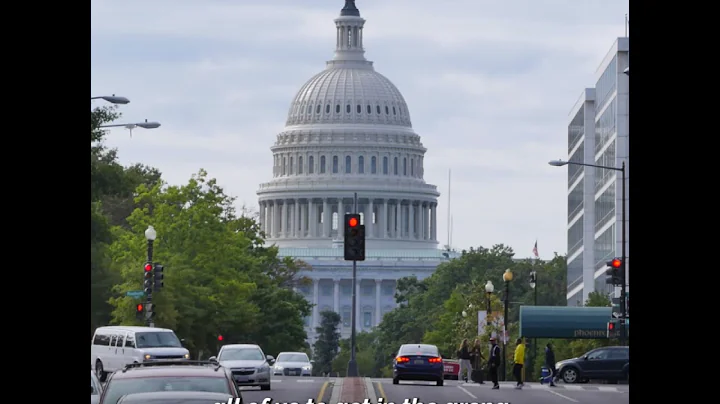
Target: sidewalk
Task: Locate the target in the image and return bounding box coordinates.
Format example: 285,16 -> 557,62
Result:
339,377 -> 367,402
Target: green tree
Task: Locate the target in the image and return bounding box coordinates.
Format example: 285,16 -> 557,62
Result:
332,331 -> 378,377
107,169 -> 311,358
313,310 -> 342,376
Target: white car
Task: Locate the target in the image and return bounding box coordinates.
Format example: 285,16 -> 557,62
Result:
273,352 -> 313,376
210,344 -> 273,391
90,369 -> 103,404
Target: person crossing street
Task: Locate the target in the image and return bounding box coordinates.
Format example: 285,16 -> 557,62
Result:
513,338 -> 525,389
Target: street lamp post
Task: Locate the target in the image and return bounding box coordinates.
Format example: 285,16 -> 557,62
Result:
501,269 -> 513,381
144,226 -> 157,327
485,281 -> 494,327
91,95 -> 130,104
529,270 -> 537,380
549,159 -> 628,345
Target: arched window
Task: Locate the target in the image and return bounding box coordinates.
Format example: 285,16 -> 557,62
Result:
307,105 -> 312,114
383,157 -> 388,174
345,156 -> 352,173
403,157 -> 407,175
308,156 -> 314,174
298,156 -> 304,174
333,156 -> 339,173
358,156 -> 365,173
410,158 -> 414,176
282,157 -> 287,175
325,104 -> 330,114
385,106 -> 389,114
335,104 -> 340,113
289,157 -> 294,175
393,157 -> 398,175
357,104 -> 362,113
376,105 -> 381,114
346,104 -> 351,113
366,105 -> 371,114
316,105 -> 321,114
370,156 -> 377,174
320,156 -> 326,173
393,106 -> 396,115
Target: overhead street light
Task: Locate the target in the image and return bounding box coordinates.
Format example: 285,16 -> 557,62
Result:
548,158 -> 628,346
99,121 -> 161,130
91,95 -> 130,104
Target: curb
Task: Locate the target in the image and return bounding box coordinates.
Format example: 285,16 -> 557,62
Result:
329,377 -> 343,404
364,377 -> 377,403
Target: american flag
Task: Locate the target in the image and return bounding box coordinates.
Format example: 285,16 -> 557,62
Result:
532,241 -> 539,258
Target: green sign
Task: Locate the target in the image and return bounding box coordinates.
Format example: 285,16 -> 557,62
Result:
126,290 -> 144,298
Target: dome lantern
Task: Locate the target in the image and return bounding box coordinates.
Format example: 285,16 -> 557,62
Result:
333,0 -> 367,63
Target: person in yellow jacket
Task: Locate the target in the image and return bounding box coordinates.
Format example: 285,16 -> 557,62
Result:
513,338 -> 526,389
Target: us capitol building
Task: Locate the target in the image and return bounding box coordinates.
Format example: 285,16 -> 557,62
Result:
256,0 -> 458,343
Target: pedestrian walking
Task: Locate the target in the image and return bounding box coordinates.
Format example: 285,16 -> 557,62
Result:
470,338 -> 485,383
545,342 -> 557,387
513,338 -> 525,389
457,339 -> 473,383
488,337 -> 501,389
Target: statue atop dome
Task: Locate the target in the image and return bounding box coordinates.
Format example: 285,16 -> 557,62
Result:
340,0 -> 360,16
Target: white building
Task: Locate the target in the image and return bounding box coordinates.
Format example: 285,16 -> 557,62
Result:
565,37 -> 629,306
256,0 -> 458,342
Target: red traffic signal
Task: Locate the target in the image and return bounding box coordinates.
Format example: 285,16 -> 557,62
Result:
217,335 -> 223,341
348,217 -> 359,227
608,322 -> 614,330
144,263 -> 153,272
610,258 -> 622,268
136,304 -> 144,312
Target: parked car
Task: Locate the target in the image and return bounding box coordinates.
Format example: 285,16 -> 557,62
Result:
91,370 -> 103,404
556,346 -> 629,384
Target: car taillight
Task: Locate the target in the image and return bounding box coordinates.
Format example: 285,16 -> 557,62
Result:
396,356 -> 410,363
428,357 -> 442,363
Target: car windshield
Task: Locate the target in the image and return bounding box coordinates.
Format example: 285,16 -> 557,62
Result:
135,332 -> 182,348
399,345 -> 439,356
277,353 -> 309,363
91,373 -> 100,395
103,377 -> 231,404
219,348 -> 264,361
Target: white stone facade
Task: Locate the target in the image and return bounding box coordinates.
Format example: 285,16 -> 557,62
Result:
255,1 -> 450,344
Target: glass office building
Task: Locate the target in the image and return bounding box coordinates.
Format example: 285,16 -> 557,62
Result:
566,38 -> 629,306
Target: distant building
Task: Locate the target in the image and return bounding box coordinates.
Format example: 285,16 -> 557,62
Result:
565,37 -> 629,306
255,1 -> 458,344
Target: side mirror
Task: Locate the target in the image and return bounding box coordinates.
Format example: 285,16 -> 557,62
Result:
91,386 -> 95,394
208,356 -> 218,362
583,355 -> 588,360
266,355 -> 275,363
310,360 -> 315,364
180,339 -> 186,343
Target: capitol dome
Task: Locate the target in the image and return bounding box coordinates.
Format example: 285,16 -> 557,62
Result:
285,67 -> 412,127
257,0 -> 440,250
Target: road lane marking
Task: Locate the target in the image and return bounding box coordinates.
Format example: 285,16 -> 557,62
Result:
364,378 -> 378,403
564,385 -> 583,390
598,386 -> 619,392
317,381 -> 329,404
375,381 -> 387,402
297,379 -> 314,382
457,385 -> 478,399
546,389 -> 579,402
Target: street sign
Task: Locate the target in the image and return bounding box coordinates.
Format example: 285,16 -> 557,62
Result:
126,290 -> 144,298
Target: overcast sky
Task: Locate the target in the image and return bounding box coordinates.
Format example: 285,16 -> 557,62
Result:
91,0 -> 628,259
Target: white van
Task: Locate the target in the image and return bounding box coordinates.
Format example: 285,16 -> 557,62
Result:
91,326 -> 190,381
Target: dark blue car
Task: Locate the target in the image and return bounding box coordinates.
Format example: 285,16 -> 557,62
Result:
392,344 -> 444,386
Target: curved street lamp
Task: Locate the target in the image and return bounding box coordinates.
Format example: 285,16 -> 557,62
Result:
91,95 -> 130,104
484,281 -> 494,326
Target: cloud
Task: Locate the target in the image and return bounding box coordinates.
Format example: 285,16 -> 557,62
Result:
91,0 -> 629,258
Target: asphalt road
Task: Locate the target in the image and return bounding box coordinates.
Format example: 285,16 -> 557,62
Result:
371,379 -> 629,404
240,377 -> 333,404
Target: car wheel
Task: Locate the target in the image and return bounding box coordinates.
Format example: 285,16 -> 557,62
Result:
392,377 -> 399,385
261,384 -> 271,391
561,367 -> 579,384
95,360 -> 107,382
436,379 -> 443,386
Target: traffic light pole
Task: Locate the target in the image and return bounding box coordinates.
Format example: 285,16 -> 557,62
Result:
146,238 -> 155,328
620,161 -> 627,346
347,192 -> 359,377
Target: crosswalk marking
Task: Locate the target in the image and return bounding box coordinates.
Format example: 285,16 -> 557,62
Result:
564,385 -> 584,390
598,386 -> 621,392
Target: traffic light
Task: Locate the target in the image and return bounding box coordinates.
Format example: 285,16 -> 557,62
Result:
605,258 -> 623,285
144,262 -> 154,294
136,303 -> 144,320
343,214 -> 365,261
218,335 -> 223,341
153,263 -> 164,291
607,319 -> 620,338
